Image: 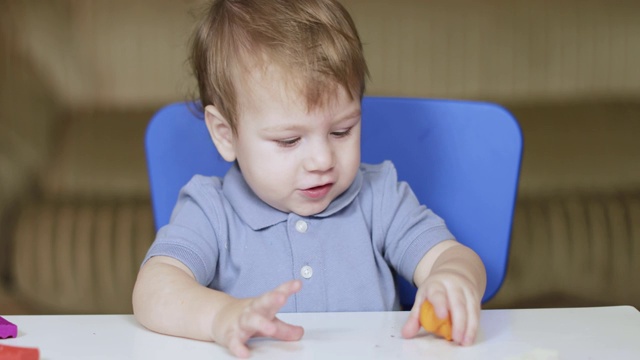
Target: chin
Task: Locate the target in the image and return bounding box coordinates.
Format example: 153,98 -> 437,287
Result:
293,208 -> 322,217
294,201 -> 331,217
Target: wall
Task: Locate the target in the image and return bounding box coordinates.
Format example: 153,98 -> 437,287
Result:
3,1 -> 640,108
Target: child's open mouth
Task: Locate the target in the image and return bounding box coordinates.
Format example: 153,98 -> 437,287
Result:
301,184 -> 332,199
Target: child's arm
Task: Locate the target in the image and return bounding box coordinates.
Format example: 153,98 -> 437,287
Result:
132,256 -> 304,358
400,240 -> 486,346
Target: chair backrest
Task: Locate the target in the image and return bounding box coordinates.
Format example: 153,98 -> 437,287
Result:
145,96 -> 522,307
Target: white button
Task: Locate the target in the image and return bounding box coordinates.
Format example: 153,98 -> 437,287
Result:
300,265 -> 313,279
295,220 -> 308,233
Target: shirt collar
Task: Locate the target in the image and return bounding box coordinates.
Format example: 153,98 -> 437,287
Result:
222,163 -> 363,230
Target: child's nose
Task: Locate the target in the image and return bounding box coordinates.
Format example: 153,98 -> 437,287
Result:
304,140 -> 335,172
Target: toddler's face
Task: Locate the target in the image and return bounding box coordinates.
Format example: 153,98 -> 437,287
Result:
231,70 -> 361,216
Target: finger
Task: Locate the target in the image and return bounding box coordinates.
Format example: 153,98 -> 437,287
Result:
426,288 -> 449,320
462,290 -> 480,346
401,300 -> 422,339
228,336 -> 251,358
252,280 -> 302,317
270,317 -> 305,341
249,312 -> 304,340
447,290 -> 467,345
240,310 -> 278,337
274,279 -> 303,297
252,290 -> 287,315
242,281 -> 303,337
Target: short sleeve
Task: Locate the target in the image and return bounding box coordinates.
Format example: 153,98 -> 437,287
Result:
367,161 -> 456,284
142,175 -> 225,286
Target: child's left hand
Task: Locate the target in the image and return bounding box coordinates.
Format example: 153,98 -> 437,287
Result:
400,241 -> 485,346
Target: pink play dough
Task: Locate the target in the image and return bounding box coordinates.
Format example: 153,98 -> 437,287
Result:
0,316 -> 17,339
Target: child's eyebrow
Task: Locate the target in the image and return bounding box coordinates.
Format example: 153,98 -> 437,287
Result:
337,108 -> 362,121
260,123 -> 305,133
329,107 -> 362,126
261,108 -> 361,134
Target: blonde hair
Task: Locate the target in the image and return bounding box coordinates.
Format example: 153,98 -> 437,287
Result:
190,0 -> 368,132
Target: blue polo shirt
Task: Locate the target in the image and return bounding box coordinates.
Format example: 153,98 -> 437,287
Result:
143,161 -> 455,312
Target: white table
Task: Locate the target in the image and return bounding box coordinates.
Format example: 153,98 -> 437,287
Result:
2,306 -> 639,359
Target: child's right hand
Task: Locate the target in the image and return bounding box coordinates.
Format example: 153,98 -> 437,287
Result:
212,280 -> 304,358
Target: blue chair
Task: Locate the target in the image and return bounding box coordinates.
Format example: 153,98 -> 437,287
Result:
145,97 -> 522,308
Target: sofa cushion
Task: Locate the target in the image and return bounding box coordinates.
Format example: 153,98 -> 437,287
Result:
12,199 -> 153,314
487,191 -> 640,309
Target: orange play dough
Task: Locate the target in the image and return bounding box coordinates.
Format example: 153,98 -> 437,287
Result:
419,301 -> 453,341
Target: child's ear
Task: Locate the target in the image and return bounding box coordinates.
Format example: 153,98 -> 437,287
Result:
204,105 -> 237,162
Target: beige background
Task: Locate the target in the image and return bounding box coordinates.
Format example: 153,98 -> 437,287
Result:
1,0 -> 639,314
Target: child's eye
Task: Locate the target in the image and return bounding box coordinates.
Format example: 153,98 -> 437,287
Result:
275,137 -> 300,147
331,127 -> 352,138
